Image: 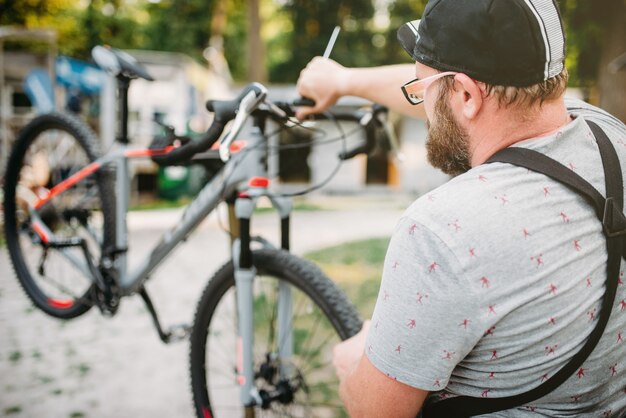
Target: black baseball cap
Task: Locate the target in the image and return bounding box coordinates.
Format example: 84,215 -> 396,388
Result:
397,0 -> 566,87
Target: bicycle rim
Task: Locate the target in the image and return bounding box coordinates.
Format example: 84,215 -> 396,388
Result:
190,250 -> 361,418
4,113 -> 114,318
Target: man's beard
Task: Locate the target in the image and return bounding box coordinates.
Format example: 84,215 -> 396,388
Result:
425,88 -> 472,176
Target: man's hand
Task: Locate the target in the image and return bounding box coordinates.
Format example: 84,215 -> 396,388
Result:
295,57 -> 349,119
333,320 -> 370,381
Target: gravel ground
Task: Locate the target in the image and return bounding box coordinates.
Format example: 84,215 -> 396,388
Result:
0,195 -> 408,418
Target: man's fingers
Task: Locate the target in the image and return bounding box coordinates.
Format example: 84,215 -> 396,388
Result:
296,106 -> 319,120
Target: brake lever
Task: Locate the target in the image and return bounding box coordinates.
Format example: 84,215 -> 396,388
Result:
337,108 -> 375,160
375,110 -> 405,163
219,83 -> 267,162
264,101 -> 288,119
154,118 -> 175,135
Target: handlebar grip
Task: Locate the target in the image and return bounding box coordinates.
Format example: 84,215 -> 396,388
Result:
338,106 -> 385,160
339,143 -> 371,160
338,130 -> 377,160
293,97 -> 316,107
205,83 -> 267,122
151,120 -> 226,166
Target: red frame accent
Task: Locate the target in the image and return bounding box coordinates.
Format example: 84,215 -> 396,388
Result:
48,298 -> 75,309
248,177 -> 269,188
124,146 -> 175,158
33,147 -> 176,209
202,406 -> 213,418
31,221 -> 50,244
34,161 -> 101,209
210,140 -> 248,153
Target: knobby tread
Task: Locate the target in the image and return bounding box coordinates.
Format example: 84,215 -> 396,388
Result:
189,248 -> 363,417
3,112 -> 116,319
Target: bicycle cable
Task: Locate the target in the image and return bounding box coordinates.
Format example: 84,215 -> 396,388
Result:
213,111 -> 353,233
274,110 -> 349,197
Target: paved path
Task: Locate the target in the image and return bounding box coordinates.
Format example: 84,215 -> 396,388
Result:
0,195 -> 408,418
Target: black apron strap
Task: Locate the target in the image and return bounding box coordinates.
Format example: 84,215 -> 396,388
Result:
422,121 -> 625,417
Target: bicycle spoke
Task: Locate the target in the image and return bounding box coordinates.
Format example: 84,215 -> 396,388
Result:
194,250 -> 358,418
299,331 -> 337,376
40,272 -> 82,299
260,276 -> 279,351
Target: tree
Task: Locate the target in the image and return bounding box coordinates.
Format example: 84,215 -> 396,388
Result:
80,0 -> 142,59
269,0 -> 376,82
142,0 -> 213,62
3,0 -> 623,121
586,0 -> 625,122
382,0 -> 427,65
1,0 -> 84,57
547,0 -> 626,121
247,0 -> 266,81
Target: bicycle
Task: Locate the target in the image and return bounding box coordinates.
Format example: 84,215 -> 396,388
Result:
3,45 -> 397,417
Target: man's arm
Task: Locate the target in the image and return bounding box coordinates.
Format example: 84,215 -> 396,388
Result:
296,58 -> 424,119
333,321 -> 429,417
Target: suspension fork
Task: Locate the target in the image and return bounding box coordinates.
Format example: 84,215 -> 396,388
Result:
269,195 -> 295,380
233,192 -> 295,408
233,194 -> 261,407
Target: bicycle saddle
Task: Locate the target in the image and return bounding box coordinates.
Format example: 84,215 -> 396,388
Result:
92,45 -> 154,81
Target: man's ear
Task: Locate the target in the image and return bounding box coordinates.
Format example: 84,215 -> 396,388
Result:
453,73 -> 483,120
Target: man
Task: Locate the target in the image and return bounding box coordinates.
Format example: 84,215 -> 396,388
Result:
297,0 -> 626,416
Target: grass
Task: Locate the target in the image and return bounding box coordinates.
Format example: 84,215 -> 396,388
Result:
304,237 -> 389,319
130,197 -> 326,213
253,201 -> 325,214
37,375 -> 54,384
4,406 -> 21,415
74,362 -> 91,378
129,197 -> 192,211
9,351 -> 22,364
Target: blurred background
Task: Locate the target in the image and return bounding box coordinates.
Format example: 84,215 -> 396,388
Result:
0,1 -> 624,416
0,0 -> 624,206
2,0 -> 625,93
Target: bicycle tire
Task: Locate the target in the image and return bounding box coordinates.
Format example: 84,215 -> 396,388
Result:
3,112 -> 116,319
189,248 -> 363,418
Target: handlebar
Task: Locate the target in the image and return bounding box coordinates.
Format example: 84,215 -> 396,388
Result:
151,83 -> 266,166
151,82 -> 398,166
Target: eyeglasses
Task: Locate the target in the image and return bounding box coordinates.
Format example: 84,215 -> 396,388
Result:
401,71 -> 458,105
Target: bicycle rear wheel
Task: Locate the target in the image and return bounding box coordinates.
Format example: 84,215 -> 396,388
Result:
189,249 -> 362,418
3,112 -> 115,319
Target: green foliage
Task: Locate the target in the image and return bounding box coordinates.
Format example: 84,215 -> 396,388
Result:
3,405 -> 22,415
305,237 -> 389,266
382,0 -> 427,65
270,0 -> 376,82
8,351 -> 22,363
559,0 -> 612,87
79,1 -> 144,59
221,0 -> 248,81
1,0 -> 66,26
142,0 -> 213,62
305,237 -> 388,318
2,0 -> 617,89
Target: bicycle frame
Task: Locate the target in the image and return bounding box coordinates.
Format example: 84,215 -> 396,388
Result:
11,47 -> 378,411
28,117 -> 296,407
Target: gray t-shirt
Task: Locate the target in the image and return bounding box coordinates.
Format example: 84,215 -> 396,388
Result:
366,98 -> 626,416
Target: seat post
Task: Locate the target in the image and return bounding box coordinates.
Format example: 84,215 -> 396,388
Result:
116,76 -> 130,144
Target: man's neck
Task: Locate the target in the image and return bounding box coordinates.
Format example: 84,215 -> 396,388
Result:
469,98 -> 571,167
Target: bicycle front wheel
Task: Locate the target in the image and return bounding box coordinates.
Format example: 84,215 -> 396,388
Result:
189,249 -> 362,418
3,112 -> 115,319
